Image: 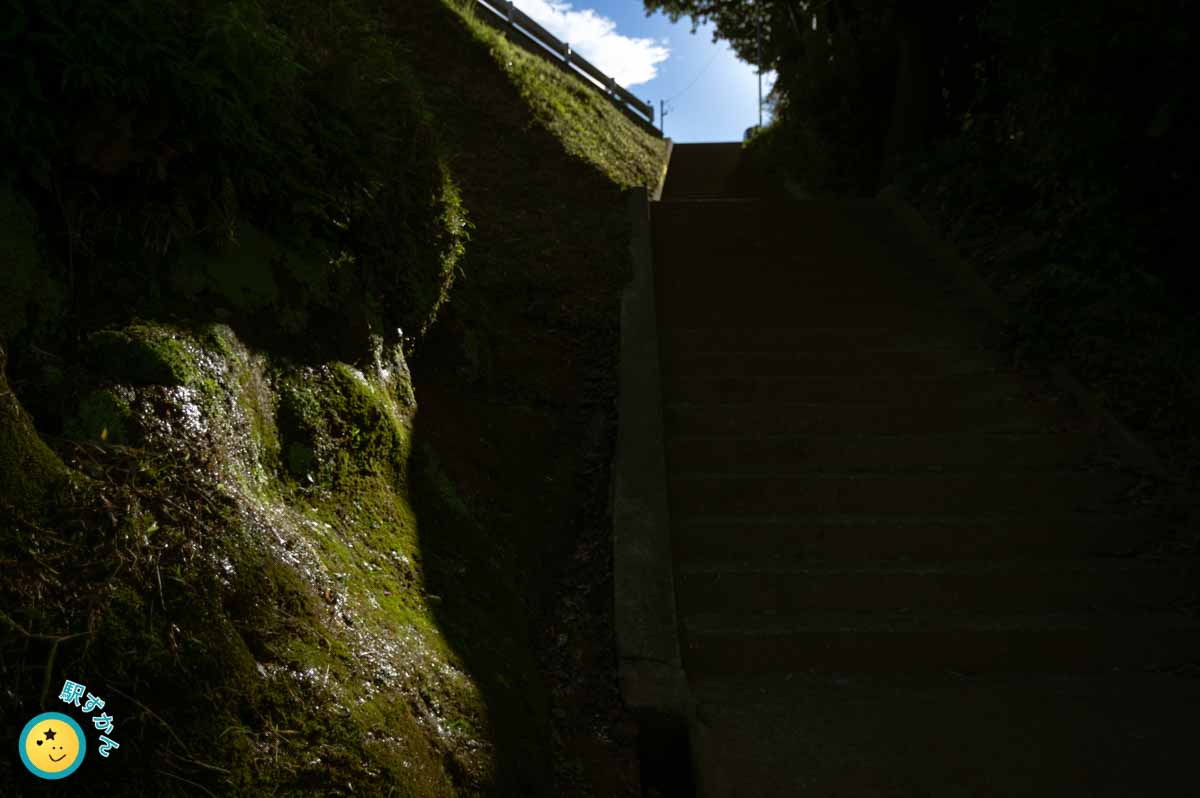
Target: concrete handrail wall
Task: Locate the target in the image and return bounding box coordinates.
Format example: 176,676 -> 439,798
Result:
612,186 -> 694,730
468,0 -> 656,126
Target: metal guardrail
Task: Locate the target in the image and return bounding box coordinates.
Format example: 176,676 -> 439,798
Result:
470,0 -> 656,126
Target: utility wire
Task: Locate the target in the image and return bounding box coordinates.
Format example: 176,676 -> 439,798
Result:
666,47 -> 722,103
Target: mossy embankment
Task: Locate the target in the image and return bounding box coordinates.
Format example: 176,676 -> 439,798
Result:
0,0 -> 666,795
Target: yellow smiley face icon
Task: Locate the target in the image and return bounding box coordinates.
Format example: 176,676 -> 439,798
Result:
19,712 -> 86,779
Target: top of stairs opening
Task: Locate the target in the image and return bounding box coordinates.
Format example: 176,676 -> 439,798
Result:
659,142 -> 778,201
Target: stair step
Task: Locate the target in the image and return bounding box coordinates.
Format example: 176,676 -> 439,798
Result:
664,373 -> 1033,405
689,672 -> 1200,797
655,283 -> 959,307
656,300 -> 981,329
676,560 -> 1199,614
658,143 -> 767,199
647,178 -> 1200,794
666,432 -> 1102,472
654,262 -> 952,292
661,349 -> 1000,378
652,233 -> 952,274
673,513 -> 1169,561
654,269 -> 954,308
652,194 -> 882,214
668,472 -> 1136,516
682,611 -> 1200,675
651,199 -> 900,254
664,400 -> 1055,436
661,326 -> 975,352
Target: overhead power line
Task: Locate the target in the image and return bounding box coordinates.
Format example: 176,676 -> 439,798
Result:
666,48 -> 722,103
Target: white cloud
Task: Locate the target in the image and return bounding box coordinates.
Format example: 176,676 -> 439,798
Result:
512,0 -> 670,87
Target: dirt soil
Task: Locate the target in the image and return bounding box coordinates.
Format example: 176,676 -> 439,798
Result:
412,342 -> 641,796
408,224 -> 644,796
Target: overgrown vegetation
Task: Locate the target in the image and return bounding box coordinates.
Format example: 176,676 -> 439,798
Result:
650,0 -> 1200,484
380,2 -> 665,793
1,0 -> 665,794
890,2 -> 1200,482
475,26 -> 666,190
1,0 -> 468,358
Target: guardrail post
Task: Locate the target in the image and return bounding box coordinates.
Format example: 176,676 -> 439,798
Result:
562,41 -> 571,63
606,76 -> 617,96
505,0 -> 514,29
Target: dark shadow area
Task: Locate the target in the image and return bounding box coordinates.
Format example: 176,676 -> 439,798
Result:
635,711 -> 695,798
393,1 -> 649,788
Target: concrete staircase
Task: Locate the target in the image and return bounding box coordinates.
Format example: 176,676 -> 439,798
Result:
652,144 -> 1200,796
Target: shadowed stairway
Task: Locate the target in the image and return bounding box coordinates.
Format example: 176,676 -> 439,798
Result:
651,143 -> 1200,797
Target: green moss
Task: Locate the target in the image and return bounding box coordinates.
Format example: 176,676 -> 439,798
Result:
393,164 -> 471,344
283,477 -> 492,786
83,326 -> 487,790
0,348 -> 68,507
284,440 -> 316,478
63,388 -> 133,443
201,320 -> 240,361
224,331 -> 282,478
277,376 -> 329,481
3,0 -> 647,793
275,362 -> 410,489
85,325 -> 201,386
94,582 -> 171,666
327,363 -> 409,476
0,431 -> 470,793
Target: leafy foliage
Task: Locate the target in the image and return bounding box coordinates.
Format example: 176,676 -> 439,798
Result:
647,0 -> 1200,477
892,0 -> 1200,475
644,0 -> 901,191
1,0 -> 468,360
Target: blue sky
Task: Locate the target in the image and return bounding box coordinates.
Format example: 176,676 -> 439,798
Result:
490,0 -> 775,142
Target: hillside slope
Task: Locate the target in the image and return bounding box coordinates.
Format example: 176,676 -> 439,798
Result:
0,0 -> 665,795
